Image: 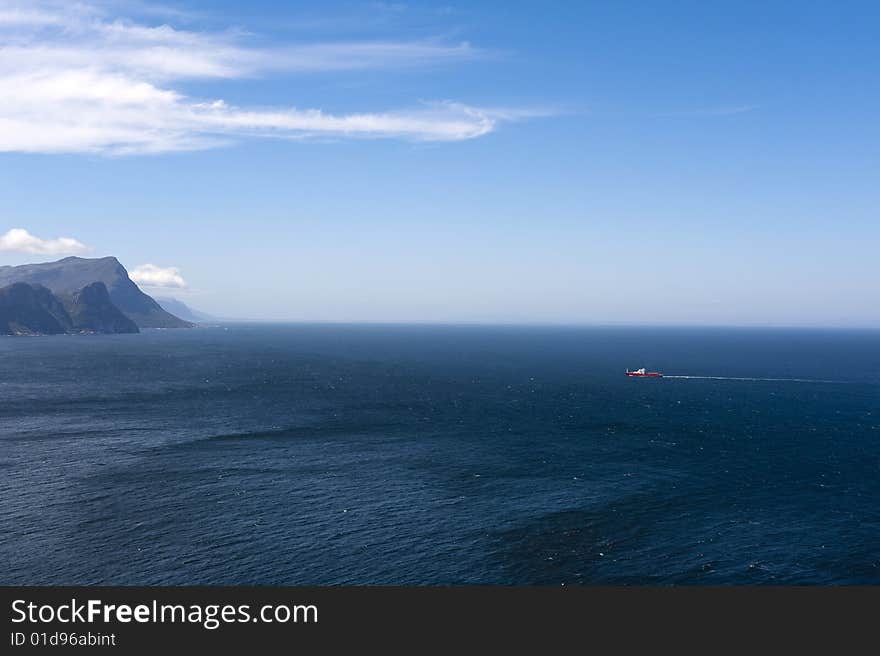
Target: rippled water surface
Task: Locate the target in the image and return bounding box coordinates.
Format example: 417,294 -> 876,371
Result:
2,324 -> 879,584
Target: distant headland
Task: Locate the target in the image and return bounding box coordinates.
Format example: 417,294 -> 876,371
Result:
0,256 -> 194,335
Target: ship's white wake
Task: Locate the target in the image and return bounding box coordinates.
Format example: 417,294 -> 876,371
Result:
663,375 -> 846,384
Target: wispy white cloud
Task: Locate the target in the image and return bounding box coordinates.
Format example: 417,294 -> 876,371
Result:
0,0 -> 528,154
0,7 -> 62,26
0,227 -> 91,255
129,263 -> 187,288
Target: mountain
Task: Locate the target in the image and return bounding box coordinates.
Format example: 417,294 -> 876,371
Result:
0,257 -> 191,328
0,282 -> 71,334
155,297 -> 215,323
62,282 -> 140,333
0,282 -> 139,335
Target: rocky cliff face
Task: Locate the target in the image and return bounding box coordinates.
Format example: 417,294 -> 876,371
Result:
0,281 -> 139,335
0,282 -> 71,335
62,282 -> 140,334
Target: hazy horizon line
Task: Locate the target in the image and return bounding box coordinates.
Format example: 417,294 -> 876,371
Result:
186,318 -> 880,331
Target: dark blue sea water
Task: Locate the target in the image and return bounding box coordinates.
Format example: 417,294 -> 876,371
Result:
2,324 -> 879,585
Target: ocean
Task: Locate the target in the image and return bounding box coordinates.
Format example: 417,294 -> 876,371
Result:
1,324 -> 878,585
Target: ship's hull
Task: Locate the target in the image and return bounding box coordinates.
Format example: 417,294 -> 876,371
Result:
626,372 -> 663,377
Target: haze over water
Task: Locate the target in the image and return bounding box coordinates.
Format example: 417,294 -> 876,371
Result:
2,324 -> 878,584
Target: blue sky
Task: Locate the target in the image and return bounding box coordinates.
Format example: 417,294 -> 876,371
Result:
0,0 -> 878,326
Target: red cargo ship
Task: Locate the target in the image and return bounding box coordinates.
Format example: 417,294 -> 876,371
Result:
626,368 -> 663,378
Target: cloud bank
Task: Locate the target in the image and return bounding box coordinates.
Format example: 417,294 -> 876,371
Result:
129,263 -> 187,288
0,227 -> 91,255
0,0 -> 526,154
